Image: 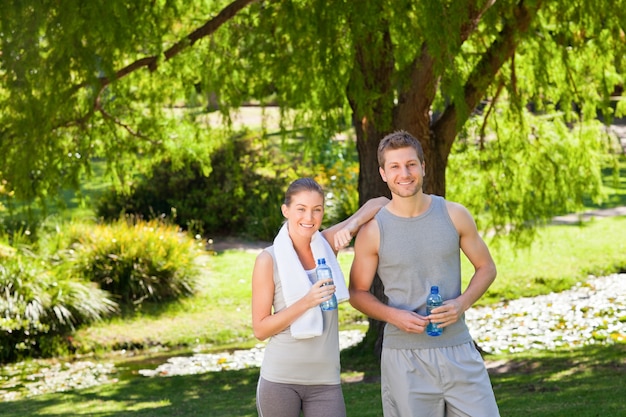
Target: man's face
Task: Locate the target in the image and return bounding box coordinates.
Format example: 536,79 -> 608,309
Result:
379,147 -> 425,198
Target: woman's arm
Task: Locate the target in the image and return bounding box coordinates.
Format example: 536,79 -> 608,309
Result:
251,250 -> 335,341
321,196 -> 389,253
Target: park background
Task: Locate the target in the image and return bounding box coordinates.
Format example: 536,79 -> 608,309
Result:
1,1 -> 626,415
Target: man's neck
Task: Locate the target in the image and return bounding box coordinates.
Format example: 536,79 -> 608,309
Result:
387,193 -> 431,218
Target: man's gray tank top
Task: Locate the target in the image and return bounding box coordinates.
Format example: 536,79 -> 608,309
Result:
259,246 -> 341,385
376,195 -> 473,349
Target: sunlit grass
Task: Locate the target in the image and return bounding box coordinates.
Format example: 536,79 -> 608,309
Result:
471,215 -> 626,305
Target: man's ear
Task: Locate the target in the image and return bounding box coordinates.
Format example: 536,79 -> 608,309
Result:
379,166 -> 387,183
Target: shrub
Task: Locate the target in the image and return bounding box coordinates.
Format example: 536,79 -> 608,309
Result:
0,249 -> 117,363
96,132 -> 300,240
95,131 -> 366,240
315,158 -> 360,227
68,218 -> 201,308
0,217 -> 203,363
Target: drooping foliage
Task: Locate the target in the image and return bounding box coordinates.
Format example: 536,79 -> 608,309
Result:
1,0 -> 624,237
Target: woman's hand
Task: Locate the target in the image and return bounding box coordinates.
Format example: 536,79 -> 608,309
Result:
306,278 -> 336,308
333,219 -> 357,250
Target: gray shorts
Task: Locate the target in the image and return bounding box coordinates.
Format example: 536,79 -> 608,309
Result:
381,341 -> 500,417
256,377 -> 346,417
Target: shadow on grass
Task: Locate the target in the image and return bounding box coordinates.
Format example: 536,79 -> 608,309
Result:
1,344 -> 624,417
1,368 -> 260,417
490,343 -> 626,417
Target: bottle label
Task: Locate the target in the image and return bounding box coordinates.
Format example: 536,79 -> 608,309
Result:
426,288 -> 443,336
316,262 -> 337,311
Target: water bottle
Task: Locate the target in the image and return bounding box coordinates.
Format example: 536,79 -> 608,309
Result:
316,258 -> 338,311
426,286 -> 443,336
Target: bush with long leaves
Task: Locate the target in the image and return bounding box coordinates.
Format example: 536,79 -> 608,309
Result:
0,248 -> 118,363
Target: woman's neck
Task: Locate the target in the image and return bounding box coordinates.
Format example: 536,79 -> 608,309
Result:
290,232 -> 316,270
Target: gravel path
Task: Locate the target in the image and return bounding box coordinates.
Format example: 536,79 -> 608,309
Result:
136,273 -> 625,377
466,273 -> 626,353
2,273 -> 623,401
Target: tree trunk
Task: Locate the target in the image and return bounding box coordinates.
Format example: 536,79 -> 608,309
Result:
348,0 -> 541,361
352,114 -> 391,361
354,118 -> 391,205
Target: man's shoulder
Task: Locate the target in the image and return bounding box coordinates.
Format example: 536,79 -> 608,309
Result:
355,215 -> 380,246
434,195 -> 465,212
361,215 -> 380,232
443,199 -> 469,214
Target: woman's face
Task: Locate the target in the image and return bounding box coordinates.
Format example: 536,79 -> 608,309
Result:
281,190 -> 324,239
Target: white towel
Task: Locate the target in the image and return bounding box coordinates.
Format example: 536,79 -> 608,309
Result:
273,223 -> 350,339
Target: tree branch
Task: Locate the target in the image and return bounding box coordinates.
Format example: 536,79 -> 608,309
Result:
163,0 -> 259,61
64,0 -> 259,140
395,0 -> 497,138
95,103 -> 161,146
433,0 -> 543,154
479,80 -> 505,148
100,0 -> 259,87
460,0 -> 497,42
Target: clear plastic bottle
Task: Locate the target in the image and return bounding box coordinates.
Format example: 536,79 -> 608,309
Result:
316,258 -> 338,311
426,286 -> 443,336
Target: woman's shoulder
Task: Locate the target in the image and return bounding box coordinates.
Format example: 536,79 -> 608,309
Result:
256,247 -> 275,264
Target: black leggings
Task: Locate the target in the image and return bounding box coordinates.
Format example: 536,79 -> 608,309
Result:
256,377 -> 346,417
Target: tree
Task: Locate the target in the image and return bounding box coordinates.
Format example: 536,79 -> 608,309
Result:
1,0 -> 625,354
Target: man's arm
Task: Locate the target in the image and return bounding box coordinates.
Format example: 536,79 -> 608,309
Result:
428,201 -> 497,328
349,218 -> 429,334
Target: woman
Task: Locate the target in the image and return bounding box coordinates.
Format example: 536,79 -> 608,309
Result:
252,178 -> 387,417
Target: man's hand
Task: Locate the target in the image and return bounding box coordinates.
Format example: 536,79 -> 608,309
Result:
388,309 -> 430,334
427,299 -> 464,328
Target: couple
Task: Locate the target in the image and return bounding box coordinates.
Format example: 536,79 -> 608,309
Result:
251,131 -> 500,417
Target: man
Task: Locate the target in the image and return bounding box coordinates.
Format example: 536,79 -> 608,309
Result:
349,130 -> 500,417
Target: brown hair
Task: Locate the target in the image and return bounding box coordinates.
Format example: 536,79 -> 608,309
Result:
377,130 -> 424,168
284,178 -> 324,206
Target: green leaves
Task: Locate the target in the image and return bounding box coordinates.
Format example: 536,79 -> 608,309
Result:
0,0 -> 624,243
449,110 -> 610,243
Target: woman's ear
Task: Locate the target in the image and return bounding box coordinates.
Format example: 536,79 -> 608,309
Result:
281,204 -> 288,218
